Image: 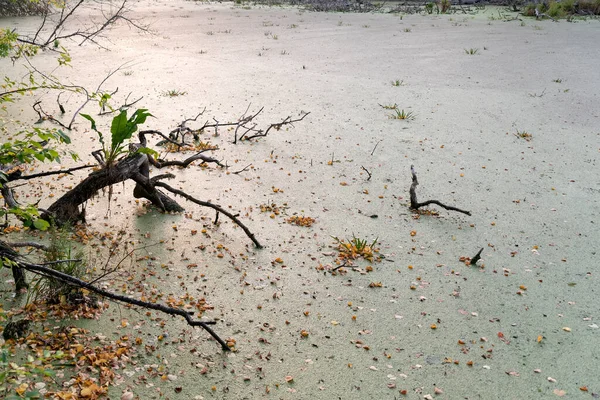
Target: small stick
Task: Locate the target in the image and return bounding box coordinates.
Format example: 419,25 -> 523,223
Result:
361,166 -> 372,181
470,248 -> 483,265
214,211 -> 220,225
370,140 -> 382,156
332,261 -> 349,272
232,164 -> 252,175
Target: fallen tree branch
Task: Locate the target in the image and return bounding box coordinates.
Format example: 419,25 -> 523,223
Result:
1,239 -> 228,350
409,165 -> 471,216
17,259 -> 230,351
154,182 -> 262,248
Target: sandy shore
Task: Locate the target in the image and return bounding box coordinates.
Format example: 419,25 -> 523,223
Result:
1,1 -> 599,398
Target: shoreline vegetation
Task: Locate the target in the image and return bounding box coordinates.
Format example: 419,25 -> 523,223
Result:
2,0 -> 600,18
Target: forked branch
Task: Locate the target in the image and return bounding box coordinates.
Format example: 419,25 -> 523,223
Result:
409,165 -> 471,216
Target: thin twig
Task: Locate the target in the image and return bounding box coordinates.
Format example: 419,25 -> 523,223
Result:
232,164 -> 252,175
361,166 -> 372,181
370,140 -> 382,156
15,165 -> 95,181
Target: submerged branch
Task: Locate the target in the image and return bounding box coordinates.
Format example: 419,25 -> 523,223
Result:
409,165 -> 471,216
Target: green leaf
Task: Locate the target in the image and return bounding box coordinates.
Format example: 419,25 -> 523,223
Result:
33,219 -> 50,231
56,130 -> 71,144
80,113 -> 97,131
135,147 -> 159,158
110,110 -> 130,145
110,109 -> 153,153
24,390 -> 41,399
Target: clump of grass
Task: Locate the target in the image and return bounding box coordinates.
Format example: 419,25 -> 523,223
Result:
272,34 -> 279,40
288,24 -> 298,28
333,235 -> 379,262
464,48 -> 479,55
514,129 -> 533,141
404,28 -> 412,32
440,0 -> 451,13
163,89 -> 187,97
281,50 -> 288,55
29,230 -> 86,305
390,109 -> 415,120
122,70 -> 133,76
362,24 -> 370,28
379,103 -> 398,110
391,79 -> 404,87
552,78 -> 563,83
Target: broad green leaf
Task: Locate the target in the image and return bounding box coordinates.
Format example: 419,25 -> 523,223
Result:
33,219 -> 50,231
110,110 -> 130,145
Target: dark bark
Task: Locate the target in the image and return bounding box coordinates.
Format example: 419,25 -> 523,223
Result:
470,248 -> 484,265
12,265 -> 28,291
42,152 -> 184,224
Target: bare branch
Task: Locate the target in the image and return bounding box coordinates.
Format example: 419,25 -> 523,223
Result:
241,111 -> 310,141
17,260 -> 230,351
154,182 -> 262,248
149,151 -> 225,169
14,165 -> 96,181
409,165 -> 471,216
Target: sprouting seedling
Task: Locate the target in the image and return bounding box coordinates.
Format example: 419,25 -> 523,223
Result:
162,89 -> 187,97
514,129 -> 532,141
390,109 -> 415,120
391,79 -> 404,87
464,48 -> 478,55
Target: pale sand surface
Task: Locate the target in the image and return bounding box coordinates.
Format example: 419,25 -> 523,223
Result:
1,1 -> 600,398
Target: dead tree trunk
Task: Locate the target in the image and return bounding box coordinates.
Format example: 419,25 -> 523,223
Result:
42,152 -> 183,224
